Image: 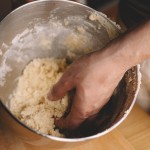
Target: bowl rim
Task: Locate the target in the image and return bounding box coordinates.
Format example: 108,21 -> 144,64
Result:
0,0 -> 141,142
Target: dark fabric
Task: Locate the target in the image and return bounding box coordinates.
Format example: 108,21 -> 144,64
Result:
119,0 -> 150,28
0,0 -> 26,21
11,0 -> 26,9
87,0 -> 112,10
1,0 -> 150,26
0,0 -> 11,21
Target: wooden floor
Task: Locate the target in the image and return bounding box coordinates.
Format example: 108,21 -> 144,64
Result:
1,104 -> 150,150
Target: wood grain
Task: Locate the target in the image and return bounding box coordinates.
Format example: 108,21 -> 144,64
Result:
0,104 -> 150,150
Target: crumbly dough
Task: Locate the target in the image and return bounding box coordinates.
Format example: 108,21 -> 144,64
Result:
10,58 -> 69,137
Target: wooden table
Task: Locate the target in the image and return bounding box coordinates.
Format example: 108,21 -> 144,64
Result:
1,103 -> 150,150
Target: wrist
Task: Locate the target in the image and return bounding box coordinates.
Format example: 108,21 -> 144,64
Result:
106,20 -> 150,70
89,42 -> 130,74
115,20 -> 150,67
90,20 -> 150,73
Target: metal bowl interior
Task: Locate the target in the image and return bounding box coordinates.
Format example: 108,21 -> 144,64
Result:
0,0 -> 140,143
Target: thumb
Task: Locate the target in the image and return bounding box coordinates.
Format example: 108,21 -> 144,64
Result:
54,88 -> 88,130
47,76 -> 74,101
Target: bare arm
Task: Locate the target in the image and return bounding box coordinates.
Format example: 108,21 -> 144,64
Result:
48,20 -> 150,130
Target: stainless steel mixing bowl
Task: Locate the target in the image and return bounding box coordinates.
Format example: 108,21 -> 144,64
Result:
0,0 -> 140,149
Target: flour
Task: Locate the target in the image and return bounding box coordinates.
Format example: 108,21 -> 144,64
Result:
10,58 -> 69,137
0,59 -> 12,86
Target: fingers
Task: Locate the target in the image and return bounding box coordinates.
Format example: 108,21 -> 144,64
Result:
55,86 -> 100,130
55,86 -> 112,130
55,111 -> 99,130
54,88 -> 85,129
47,73 -> 74,101
55,112 -> 85,130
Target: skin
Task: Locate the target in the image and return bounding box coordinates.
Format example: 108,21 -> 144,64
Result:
47,20 -> 150,130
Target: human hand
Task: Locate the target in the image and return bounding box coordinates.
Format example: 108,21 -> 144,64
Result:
47,46 -> 128,130
47,21 -> 150,130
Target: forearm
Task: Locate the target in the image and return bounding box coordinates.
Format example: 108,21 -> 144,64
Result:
91,20 -> 150,71
118,20 -> 150,64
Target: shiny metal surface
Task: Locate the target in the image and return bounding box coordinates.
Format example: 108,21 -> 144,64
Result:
0,0 -> 140,149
